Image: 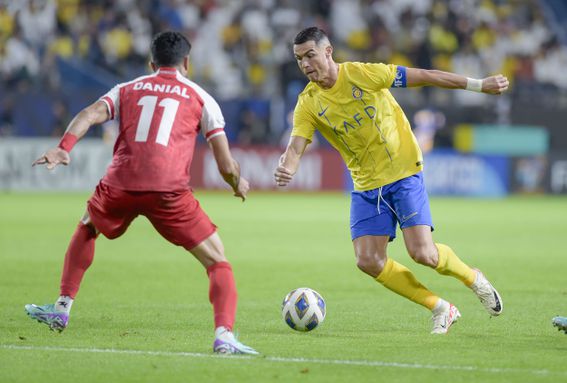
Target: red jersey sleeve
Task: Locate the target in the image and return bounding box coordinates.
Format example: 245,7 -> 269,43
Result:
188,83 -> 226,141
99,85 -> 121,120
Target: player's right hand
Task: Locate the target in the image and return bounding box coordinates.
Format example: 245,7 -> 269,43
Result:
274,166 -> 293,187
32,147 -> 71,170
234,176 -> 249,201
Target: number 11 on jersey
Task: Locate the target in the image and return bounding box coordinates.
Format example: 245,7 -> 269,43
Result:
135,96 -> 180,146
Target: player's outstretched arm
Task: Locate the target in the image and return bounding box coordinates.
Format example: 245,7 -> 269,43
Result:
33,100 -> 110,170
405,68 -> 509,95
275,136 -> 309,187
208,134 -> 249,201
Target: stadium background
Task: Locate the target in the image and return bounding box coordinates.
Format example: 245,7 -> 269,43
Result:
1,0 -> 567,195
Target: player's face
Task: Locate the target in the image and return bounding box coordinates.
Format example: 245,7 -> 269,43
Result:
293,40 -> 331,82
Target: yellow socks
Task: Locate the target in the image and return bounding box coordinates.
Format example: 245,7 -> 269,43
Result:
373,245 -> 475,312
435,243 -> 476,286
375,258 -> 439,310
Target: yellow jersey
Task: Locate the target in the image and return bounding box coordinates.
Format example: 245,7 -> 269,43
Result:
292,62 -> 423,191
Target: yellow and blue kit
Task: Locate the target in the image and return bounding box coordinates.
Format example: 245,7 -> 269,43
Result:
292,62 -> 423,192
292,63 -> 432,240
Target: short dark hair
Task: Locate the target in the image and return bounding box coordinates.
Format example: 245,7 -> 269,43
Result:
293,27 -> 329,45
150,31 -> 192,67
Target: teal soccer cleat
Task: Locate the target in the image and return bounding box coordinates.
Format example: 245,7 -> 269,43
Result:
552,316 -> 567,334
25,304 -> 69,332
213,327 -> 259,355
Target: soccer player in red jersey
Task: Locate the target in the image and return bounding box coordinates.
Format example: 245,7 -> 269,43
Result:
26,31 -> 258,355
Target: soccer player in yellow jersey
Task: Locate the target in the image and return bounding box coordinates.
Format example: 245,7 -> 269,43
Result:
275,27 -> 508,334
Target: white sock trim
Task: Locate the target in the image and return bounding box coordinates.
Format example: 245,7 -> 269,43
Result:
432,298 -> 449,314
55,296 -> 73,313
215,326 -> 229,337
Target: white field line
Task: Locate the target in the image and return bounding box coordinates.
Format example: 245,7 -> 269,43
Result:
1,344 -> 565,377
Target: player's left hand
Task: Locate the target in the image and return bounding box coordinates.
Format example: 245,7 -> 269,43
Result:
481,74 -> 509,95
32,147 -> 70,170
234,176 -> 249,201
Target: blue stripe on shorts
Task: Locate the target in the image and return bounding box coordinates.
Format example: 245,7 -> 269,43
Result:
350,172 -> 433,241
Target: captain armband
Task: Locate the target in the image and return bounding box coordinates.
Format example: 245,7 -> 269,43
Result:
391,66 -> 407,88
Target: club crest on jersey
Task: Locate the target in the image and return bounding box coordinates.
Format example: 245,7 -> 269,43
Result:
352,85 -> 363,100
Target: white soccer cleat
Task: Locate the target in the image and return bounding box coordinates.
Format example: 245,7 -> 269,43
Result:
213,327 -> 259,355
470,269 -> 503,316
431,303 -> 461,334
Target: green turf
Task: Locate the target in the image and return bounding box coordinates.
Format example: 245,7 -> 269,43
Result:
1,192 -> 566,383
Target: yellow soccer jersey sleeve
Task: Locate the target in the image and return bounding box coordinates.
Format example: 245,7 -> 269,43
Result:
292,62 -> 423,191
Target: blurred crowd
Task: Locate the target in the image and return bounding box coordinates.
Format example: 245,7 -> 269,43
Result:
1,0 -> 566,141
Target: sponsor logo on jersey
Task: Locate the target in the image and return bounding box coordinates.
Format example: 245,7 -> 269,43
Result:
317,104 -> 378,135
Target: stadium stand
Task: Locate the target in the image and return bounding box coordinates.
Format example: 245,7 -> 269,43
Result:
0,0 -> 566,150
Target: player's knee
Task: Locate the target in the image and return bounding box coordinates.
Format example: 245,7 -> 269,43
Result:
355,251 -> 386,278
407,244 -> 437,267
80,212 -> 100,237
188,234 -> 227,267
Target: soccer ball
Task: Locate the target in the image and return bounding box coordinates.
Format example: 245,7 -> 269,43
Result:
281,287 -> 326,332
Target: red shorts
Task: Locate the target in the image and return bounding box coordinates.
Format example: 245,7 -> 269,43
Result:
87,182 -> 216,250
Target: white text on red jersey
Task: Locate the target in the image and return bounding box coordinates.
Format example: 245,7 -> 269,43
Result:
133,82 -> 191,99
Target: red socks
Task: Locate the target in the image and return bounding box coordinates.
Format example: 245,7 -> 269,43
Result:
206,262 -> 237,330
59,225 -> 238,330
60,223 -> 97,298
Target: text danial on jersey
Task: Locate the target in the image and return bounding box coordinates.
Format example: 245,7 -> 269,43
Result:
133,82 -> 191,99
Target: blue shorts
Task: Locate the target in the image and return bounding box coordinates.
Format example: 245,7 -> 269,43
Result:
350,172 -> 433,241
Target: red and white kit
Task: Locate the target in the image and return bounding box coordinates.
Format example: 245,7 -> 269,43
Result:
89,67 -> 224,248
100,67 -> 225,191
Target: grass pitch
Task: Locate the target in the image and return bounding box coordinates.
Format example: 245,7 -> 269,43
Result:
1,191 -> 566,383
